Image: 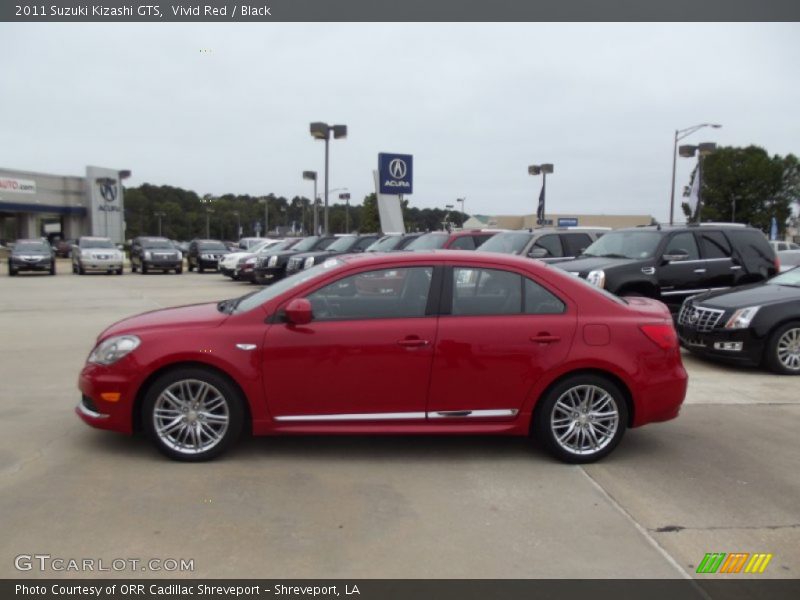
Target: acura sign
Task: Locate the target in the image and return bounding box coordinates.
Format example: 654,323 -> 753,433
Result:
378,152 -> 413,195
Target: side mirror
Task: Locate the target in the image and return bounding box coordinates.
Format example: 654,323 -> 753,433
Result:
663,249 -> 690,263
285,298 -> 313,325
528,247 -> 549,259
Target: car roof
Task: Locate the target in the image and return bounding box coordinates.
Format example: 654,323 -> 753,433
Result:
338,249 -> 546,271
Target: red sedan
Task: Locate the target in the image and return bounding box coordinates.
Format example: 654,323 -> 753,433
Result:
77,251 -> 687,463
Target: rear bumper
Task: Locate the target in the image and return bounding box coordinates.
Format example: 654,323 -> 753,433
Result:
631,353 -> 688,427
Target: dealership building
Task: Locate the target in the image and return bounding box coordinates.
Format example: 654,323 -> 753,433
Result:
0,166 -> 129,243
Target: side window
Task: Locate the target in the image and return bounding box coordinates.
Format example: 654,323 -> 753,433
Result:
530,234 -> 563,258
664,232 -> 699,260
524,278 -> 566,314
474,235 -> 493,248
450,236 -> 476,250
307,267 -> 433,321
353,237 -> 377,251
562,233 -> 592,257
452,268 -> 522,316
700,231 -> 733,259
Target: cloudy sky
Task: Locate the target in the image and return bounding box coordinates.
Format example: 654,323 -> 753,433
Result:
2,23 -> 799,221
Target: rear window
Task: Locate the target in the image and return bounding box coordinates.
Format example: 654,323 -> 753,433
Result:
407,233 -> 448,250
727,230 -> 774,267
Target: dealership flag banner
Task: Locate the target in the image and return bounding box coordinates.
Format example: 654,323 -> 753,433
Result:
536,180 -> 546,224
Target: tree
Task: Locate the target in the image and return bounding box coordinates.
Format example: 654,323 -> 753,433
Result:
682,145 -> 798,234
360,193 -> 381,233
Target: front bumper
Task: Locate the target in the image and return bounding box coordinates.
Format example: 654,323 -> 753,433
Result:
144,260 -> 182,270
235,264 -> 256,281
77,363 -> 137,434
11,259 -> 51,271
79,259 -> 122,272
677,325 -> 764,366
197,258 -> 221,270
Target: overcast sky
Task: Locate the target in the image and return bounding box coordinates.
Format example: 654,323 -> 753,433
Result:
2,23 -> 799,221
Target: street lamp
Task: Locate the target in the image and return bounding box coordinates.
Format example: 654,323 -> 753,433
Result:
528,163 -> 554,225
309,122 -> 347,235
669,123 -> 721,225
679,142 -> 717,223
339,192 -> 351,232
302,171 -> 318,235
154,211 -> 166,237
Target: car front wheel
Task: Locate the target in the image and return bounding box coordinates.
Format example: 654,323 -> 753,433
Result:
143,368 -> 245,461
533,374 -> 628,463
766,322 -> 800,375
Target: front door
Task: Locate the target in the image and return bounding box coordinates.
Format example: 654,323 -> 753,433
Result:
262,266 -> 438,420
657,231 -> 703,303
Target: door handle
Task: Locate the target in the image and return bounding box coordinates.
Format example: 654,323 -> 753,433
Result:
397,338 -> 430,348
693,268 -> 707,273
730,265 -> 742,271
530,333 -> 561,344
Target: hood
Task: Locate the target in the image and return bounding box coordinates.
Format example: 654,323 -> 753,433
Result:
556,256 -> 646,274
99,302 -> 228,340
691,282 -> 800,310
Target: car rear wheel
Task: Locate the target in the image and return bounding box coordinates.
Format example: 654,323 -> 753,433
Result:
175,267 -> 183,274
8,266 -> 17,276
533,374 -> 628,463
766,321 -> 800,375
143,368 -> 245,461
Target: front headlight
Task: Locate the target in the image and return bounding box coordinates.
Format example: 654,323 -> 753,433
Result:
268,255 -> 278,267
201,253 -> 212,259
725,306 -> 761,329
586,269 -> 606,288
144,251 -> 152,260
88,335 -> 140,365
176,251 -> 183,260
81,250 -> 92,258
304,256 -> 315,269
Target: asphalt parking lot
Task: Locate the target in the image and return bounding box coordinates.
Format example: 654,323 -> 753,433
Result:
1,259 -> 798,582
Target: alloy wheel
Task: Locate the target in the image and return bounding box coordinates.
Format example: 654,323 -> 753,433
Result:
550,384 -> 620,456
153,379 -> 230,455
776,327 -> 800,372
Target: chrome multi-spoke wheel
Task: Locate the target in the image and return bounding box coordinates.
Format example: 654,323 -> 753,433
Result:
550,385 -> 619,456
767,323 -> 800,375
144,369 -> 244,461
534,375 -> 628,463
154,379 -> 229,455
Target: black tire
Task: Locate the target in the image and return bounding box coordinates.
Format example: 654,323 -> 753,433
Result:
175,267 -> 183,274
49,263 -> 56,276
142,367 -> 245,461
9,266 -> 17,276
117,268 -> 124,275
198,265 -> 204,273
142,263 -> 148,274
188,261 -> 195,272
533,374 -> 628,464
131,262 -> 138,273
78,263 -> 85,275
765,321 -> 800,375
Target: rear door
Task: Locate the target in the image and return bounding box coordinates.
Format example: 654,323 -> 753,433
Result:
426,265 -> 575,419
697,229 -> 736,289
561,233 -> 593,259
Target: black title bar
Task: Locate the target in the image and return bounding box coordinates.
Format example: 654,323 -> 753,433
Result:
3,0 -> 800,22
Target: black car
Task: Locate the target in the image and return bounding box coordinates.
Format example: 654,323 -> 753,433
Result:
130,236 -> 183,274
253,236 -> 337,285
365,232 -> 424,252
478,227 -> 609,263
677,267 -> 800,374
556,224 -> 778,308
285,234 -> 381,276
8,239 -> 55,276
187,239 -> 230,273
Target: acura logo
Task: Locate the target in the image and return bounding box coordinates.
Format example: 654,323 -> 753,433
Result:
388,158 -> 407,179
99,181 -> 118,203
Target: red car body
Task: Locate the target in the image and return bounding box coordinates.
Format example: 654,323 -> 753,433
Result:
77,251 -> 687,461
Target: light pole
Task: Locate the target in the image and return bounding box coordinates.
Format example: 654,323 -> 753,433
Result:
528,163 -> 554,225
154,211 -> 166,237
339,192 -> 351,232
443,204 -> 454,231
670,123 -> 721,225
232,210 -> 241,239
302,171 -> 317,235
309,122 -> 347,235
679,142 -> 717,223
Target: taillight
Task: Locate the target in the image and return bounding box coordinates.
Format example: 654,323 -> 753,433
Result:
774,256 -> 780,272
640,323 -> 678,350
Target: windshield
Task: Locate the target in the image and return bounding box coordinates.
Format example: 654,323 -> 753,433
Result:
289,236 -> 323,252
407,233 -> 448,250
768,268 -> 800,287
326,236 -> 357,252
582,231 -> 662,259
79,238 -> 115,249
233,258 -> 345,314
199,241 -> 227,251
479,232 -> 533,255
16,241 -> 50,252
366,235 -> 402,251
263,239 -> 296,252
141,239 -> 174,249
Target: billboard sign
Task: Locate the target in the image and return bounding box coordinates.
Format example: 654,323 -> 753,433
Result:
558,217 -> 579,227
378,153 -> 413,195
0,177 -> 36,194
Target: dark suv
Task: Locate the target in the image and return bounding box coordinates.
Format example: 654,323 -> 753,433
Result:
187,239 -> 230,273
556,224 -> 778,307
131,237 -> 183,274
8,239 -> 55,276
285,234 -> 381,276
479,227 -> 609,263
